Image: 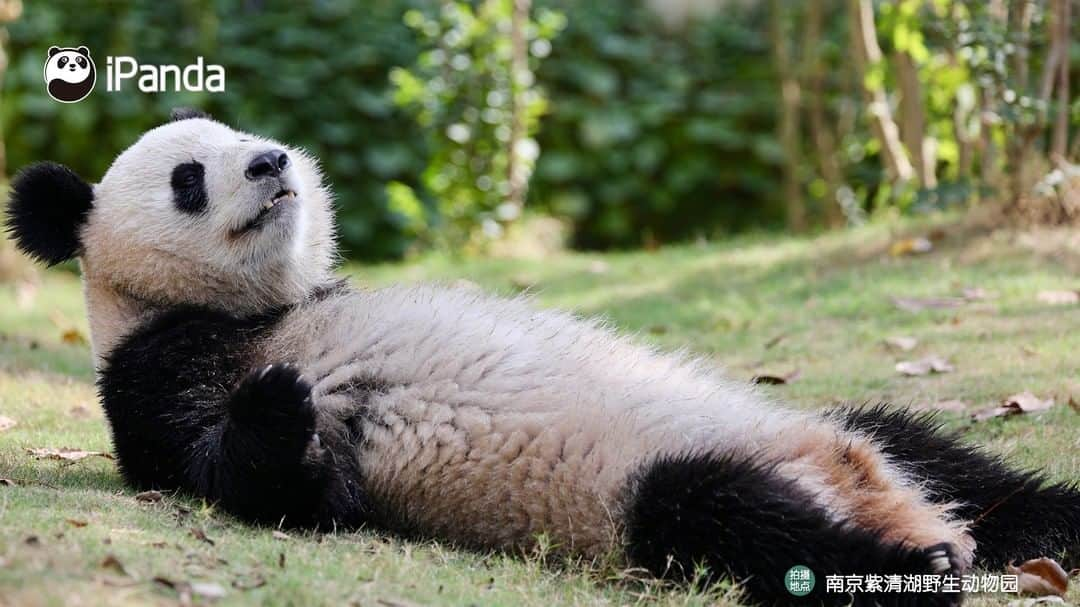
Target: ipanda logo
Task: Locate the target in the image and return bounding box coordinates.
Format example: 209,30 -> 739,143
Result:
44,45 -> 225,102
106,56 -> 225,93
44,46 -> 96,103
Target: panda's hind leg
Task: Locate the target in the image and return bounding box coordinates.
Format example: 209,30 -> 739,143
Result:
835,405 -> 1080,568
623,451 -> 964,606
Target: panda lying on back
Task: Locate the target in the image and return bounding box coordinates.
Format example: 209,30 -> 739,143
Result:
6,109 -> 1078,606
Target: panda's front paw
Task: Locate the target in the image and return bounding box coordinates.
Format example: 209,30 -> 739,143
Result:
228,363 -> 315,434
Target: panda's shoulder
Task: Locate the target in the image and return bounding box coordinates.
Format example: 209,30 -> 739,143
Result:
106,305 -> 277,371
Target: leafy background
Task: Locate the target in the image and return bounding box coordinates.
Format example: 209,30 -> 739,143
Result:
1,0 -> 1077,258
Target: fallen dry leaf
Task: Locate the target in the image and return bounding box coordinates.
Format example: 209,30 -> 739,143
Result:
763,332 -> 788,350
0,478 -> 16,487
189,527 -> 215,546
1007,557 -> 1069,597
190,582 -> 227,600
135,490 -> 164,503
973,392 -> 1056,421
1004,392 -> 1055,413
896,356 -> 954,376
69,404 -> 92,418
1036,290 -> 1080,305
26,447 -> 114,463
100,554 -> 127,576
0,416 -> 16,432
272,530 -> 291,541
891,296 -> 967,312
884,336 -> 918,352
1007,598 -> 1067,606
60,328 -> 88,346
587,260 -> 609,274
752,369 -> 801,385
913,400 -> 967,413
889,236 -> 933,257
1069,394 -> 1080,415
66,518 -> 88,528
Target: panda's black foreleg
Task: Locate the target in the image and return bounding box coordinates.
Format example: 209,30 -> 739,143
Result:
189,363 -> 335,528
624,451 -> 963,606
835,405 -> 1080,568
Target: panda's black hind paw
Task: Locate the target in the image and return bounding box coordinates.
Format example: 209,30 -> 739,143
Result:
228,363 -> 315,434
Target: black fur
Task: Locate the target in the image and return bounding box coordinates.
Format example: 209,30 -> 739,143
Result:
170,107 -> 210,122
170,161 -> 208,214
5,162 -> 93,265
624,451 -> 963,606
98,304 -> 368,529
836,405 -> 1080,568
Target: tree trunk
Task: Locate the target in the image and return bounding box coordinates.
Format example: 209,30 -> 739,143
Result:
979,87 -> 999,188
770,0 -> 806,231
847,0 -> 914,184
1005,0 -> 1038,204
1050,0 -> 1070,159
0,0 -> 21,179
803,0 -> 846,227
894,50 -> 936,188
505,0 -> 530,220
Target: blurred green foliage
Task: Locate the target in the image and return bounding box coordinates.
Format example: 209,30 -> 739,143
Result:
3,0 -> 427,259
1,0 -> 792,258
391,1 -> 564,250
531,1 -> 786,248
5,1 -> 1068,258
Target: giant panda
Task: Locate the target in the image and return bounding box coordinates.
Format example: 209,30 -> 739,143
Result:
6,109 -> 1079,606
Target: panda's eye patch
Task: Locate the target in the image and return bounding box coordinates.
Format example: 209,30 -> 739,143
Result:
58,57 -> 69,68
76,57 -> 87,68
170,161 -> 208,215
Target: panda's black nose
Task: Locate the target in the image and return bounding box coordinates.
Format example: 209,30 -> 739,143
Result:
245,149 -> 290,180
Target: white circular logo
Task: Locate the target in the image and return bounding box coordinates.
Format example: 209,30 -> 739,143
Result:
44,46 -> 96,103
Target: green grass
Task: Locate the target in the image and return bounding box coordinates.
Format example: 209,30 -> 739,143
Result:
1,217 -> 1078,606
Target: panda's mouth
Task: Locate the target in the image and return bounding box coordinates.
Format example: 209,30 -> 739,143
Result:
233,189 -> 297,235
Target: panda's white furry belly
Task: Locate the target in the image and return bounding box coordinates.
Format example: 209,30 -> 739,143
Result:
264,285 -> 820,555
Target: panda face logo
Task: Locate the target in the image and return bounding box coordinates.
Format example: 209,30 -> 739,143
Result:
44,46 -> 96,103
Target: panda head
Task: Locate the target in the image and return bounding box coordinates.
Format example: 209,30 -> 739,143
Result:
5,109 -> 337,322
44,46 -> 94,85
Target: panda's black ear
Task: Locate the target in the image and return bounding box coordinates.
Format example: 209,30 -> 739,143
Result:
48,46 -> 60,57
170,107 -> 210,122
76,46 -> 90,56
5,162 -> 94,266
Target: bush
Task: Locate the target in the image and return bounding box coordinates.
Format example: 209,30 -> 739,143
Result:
531,1 -> 784,249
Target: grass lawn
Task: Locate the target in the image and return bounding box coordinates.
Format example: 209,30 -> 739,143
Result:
1,215 -> 1078,606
